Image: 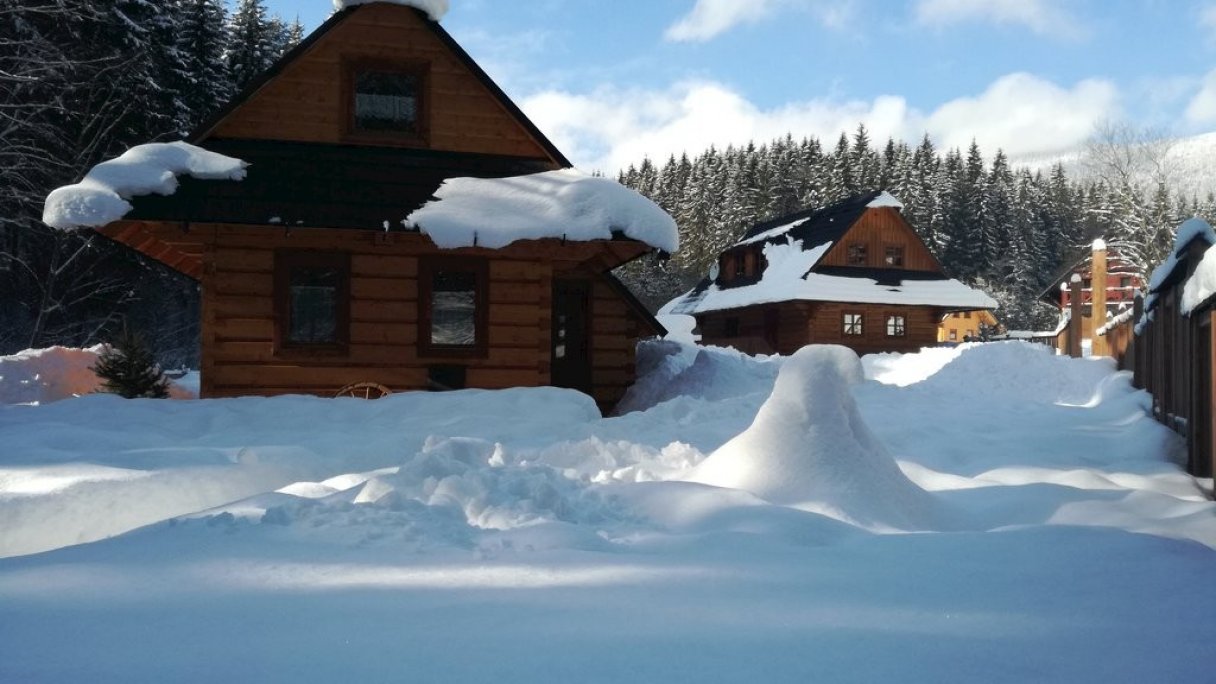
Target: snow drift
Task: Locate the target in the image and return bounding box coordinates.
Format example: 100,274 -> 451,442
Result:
0,346 -> 104,405
690,345 -> 935,529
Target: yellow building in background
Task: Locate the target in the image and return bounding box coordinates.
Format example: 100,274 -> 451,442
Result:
938,310 -> 999,343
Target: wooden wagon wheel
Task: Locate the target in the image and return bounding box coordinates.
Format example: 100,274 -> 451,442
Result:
334,381 -> 393,399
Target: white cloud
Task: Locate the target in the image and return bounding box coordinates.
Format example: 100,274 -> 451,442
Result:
1202,4 -> 1216,40
1185,69 -> 1216,126
664,0 -> 781,42
913,0 -> 1086,39
520,73 -> 1119,173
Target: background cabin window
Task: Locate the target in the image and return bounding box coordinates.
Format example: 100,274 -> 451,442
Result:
275,251 -> 350,350
886,315 -> 906,337
1120,276 -> 1132,288
847,243 -> 867,266
353,68 -> 422,134
724,317 -> 740,337
843,313 -> 863,336
734,253 -> 747,277
421,259 -> 487,355
964,311 -> 972,319
884,245 -> 904,267
949,329 -> 958,341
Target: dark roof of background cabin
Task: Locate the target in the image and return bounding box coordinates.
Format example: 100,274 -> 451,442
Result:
734,190 -> 883,250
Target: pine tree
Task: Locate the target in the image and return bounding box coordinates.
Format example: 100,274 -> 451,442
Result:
92,328 -> 171,399
227,0 -> 275,91
177,0 -> 232,131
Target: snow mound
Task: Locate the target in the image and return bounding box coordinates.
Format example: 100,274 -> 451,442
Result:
43,142 -> 247,230
656,313 -> 699,344
335,0 -> 448,21
616,340 -> 780,414
689,345 -> 935,530
863,344 -> 970,386
918,342 -> 1117,405
406,169 -> 679,252
0,346 -> 103,404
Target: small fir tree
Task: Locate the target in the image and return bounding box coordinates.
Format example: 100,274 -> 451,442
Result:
92,328 -> 170,398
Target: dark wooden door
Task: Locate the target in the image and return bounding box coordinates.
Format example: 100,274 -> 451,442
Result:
551,279 -> 592,393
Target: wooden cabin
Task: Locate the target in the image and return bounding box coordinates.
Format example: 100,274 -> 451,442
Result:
938,310 -> 1000,343
666,191 -> 995,356
1039,240 -> 1142,357
49,3 -> 673,411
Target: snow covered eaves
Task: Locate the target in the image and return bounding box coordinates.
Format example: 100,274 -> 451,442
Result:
669,238 -> 996,315
866,191 -> 904,210
1146,217 -> 1216,293
42,142 -> 248,230
404,169 -> 679,252
334,0 -> 448,21
1182,243 -> 1216,315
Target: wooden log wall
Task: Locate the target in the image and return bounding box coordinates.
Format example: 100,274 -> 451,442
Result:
190,223 -> 646,403
207,3 -> 552,161
697,302 -> 939,356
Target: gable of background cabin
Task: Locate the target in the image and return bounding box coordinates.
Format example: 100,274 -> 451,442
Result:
202,4 -> 556,161
817,207 -> 942,272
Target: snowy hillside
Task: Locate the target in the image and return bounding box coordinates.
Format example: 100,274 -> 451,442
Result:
1,342 -> 1213,682
1014,129 -> 1216,198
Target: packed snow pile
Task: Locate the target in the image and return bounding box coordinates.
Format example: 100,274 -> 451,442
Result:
691,345 -> 935,529
1146,217 -> 1216,293
615,340 -> 780,414
335,0 -> 448,21
406,169 -> 679,252
43,142 -> 247,230
0,346 -> 103,404
918,341 -> 1116,405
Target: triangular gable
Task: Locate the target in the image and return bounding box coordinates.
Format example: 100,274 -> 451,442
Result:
814,206 -> 945,275
192,3 -> 569,165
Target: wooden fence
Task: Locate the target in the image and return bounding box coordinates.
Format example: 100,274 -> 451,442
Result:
1096,233 -> 1215,487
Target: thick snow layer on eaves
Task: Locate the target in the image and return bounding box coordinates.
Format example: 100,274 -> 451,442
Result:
1182,243 -> 1216,314
669,238 -> 996,314
1146,217 -> 1216,293
405,169 -> 679,252
335,0 -> 448,21
43,142 -> 247,230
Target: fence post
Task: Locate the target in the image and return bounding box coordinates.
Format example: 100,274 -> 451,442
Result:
1069,274 -> 1083,358
1091,239 -> 1109,357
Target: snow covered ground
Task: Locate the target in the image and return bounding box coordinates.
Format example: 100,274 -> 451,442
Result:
0,341 -> 1213,682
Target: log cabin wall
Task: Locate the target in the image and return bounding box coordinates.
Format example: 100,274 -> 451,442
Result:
697,302 -> 939,357
206,4 -> 553,161
589,278 -> 642,410
818,207 -> 941,272
190,223 -> 649,401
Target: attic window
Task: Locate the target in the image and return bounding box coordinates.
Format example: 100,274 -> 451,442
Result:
847,243 -> 867,266
884,245 -> 904,267
348,61 -> 427,139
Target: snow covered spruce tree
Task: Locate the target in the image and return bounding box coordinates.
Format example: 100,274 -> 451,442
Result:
226,0 -> 276,91
176,0 -> 233,131
92,328 -> 171,399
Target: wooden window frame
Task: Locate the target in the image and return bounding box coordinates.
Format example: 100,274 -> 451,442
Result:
343,58 -> 430,146
948,329 -> 958,341
883,244 -> 905,267
418,256 -> 489,358
274,250 -> 351,357
885,313 -> 907,337
843,311 -> 864,336
846,243 -> 868,266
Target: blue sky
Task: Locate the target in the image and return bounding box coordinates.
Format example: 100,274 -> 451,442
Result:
264,0 -> 1216,172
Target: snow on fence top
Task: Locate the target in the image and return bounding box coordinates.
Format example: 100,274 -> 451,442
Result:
43,142 -> 248,230
1182,243 -> 1216,314
1146,217 -> 1216,293
405,169 -> 680,252
334,0 -> 448,21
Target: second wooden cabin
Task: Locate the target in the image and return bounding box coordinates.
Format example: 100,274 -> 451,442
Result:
666,191 -> 995,356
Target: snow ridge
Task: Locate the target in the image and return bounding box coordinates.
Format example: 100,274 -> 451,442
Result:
335,0 -> 449,21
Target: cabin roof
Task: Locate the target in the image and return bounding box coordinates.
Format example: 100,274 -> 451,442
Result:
667,191 -> 996,315
189,4 -> 569,167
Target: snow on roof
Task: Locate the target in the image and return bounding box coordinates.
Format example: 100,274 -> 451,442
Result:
1147,217 -> 1216,293
334,0 -> 448,21
668,238 -> 996,315
43,142 -> 248,230
866,191 -> 904,210
1182,242 -> 1216,314
405,169 -> 679,252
